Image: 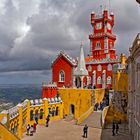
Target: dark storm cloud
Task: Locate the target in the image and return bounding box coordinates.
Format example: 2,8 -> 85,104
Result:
0,0 -> 139,84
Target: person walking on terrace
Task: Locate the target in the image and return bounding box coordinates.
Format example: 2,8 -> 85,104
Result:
33,122 -> 37,132
116,122 -> 119,135
26,124 -> 30,136
46,115 -> 50,127
112,121 -> 115,136
83,124 -> 88,138
35,117 -> 38,124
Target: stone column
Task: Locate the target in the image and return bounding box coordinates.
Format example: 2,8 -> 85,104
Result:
25,99 -> 30,125
59,102 -> 64,119
43,98 -> 48,123
81,76 -> 84,89
73,76 -> 76,88
17,103 -> 23,138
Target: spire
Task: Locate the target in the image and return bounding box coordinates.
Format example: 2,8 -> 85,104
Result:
74,44 -> 88,76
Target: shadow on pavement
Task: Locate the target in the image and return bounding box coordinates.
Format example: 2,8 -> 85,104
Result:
100,125 -> 134,140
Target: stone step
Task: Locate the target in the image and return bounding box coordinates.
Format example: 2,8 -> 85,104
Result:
64,115 -> 74,122
79,111 -> 102,129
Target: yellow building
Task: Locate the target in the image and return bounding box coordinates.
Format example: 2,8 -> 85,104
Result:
112,53 -> 128,93
105,54 -> 128,123
0,97 -> 63,139
0,88 -> 106,140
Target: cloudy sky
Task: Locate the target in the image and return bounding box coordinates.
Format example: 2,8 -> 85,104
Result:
0,0 -> 139,84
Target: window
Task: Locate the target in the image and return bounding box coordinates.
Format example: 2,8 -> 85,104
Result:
110,42 -> 113,49
95,42 -> 101,50
96,22 -> 102,29
30,110 -> 34,121
92,71 -> 96,85
108,64 -> 112,71
107,76 -> 112,84
97,65 -> 102,71
97,76 -> 101,84
59,70 -> 65,82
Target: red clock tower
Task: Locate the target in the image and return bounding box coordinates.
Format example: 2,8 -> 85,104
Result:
85,9 -> 119,89
89,9 -> 116,60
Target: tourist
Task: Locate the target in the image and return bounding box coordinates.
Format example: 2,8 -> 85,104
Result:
112,121 -> 115,136
26,124 -> 30,136
30,125 -> 34,136
46,115 -> 50,127
116,122 -> 119,135
33,122 -> 37,132
83,124 -> 88,138
35,117 -> 38,124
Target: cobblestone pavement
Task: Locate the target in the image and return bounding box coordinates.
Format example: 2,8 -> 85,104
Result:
22,120 -> 133,140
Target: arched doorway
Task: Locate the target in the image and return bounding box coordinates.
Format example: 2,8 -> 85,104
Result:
75,77 -> 81,88
70,104 -> 75,116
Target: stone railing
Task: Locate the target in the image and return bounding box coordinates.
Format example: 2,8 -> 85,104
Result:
0,122 -> 20,140
0,97 -> 63,139
101,106 -> 109,128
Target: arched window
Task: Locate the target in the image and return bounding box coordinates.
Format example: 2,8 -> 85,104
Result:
97,65 -> 102,71
30,110 -> 34,121
95,42 -> 101,50
110,42 -> 113,49
59,70 -> 65,82
108,64 -> 112,71
56,107 -> 59,116
107,76 -> 112,84
40,109 -> 44,119
97,76 -> 101,84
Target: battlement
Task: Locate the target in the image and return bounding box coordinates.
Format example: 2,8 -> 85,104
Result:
91,9 -> 114,26
0,98 -> 63,138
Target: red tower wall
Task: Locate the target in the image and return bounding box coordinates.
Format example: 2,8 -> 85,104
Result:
42,86 -> 57,98
87,9 -> 118,89
52,56 -> 73,87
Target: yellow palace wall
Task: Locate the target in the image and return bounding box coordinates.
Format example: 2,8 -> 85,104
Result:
0,88 -> 106,140
58,88 -> 105,119
0,98 -> 63,139
112,72 -> 128,93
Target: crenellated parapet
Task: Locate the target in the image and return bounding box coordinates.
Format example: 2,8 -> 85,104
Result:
0,97 -> 63,138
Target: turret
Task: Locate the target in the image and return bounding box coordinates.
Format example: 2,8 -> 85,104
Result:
120,53 -> 127,65
103,9 -> 108,22
91,11 -> 95,25
110,12 -> 114,26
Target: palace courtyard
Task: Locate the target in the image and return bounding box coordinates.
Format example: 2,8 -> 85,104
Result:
22,119 -> 133,140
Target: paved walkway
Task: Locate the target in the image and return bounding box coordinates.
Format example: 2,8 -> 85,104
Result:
22,120 -> 133,140
80,111 -> 102,128
101,124 -> 133,140
22,119 -> 102,140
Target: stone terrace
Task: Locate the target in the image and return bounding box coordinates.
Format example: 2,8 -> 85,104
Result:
22,119 -> 133,140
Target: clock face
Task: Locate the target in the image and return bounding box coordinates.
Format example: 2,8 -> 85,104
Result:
96,22 -> 102,30
107,23 -> 111,30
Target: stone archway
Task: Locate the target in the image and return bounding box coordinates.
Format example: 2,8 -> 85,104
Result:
70,104 -> 75,116
75,76 -> 81,88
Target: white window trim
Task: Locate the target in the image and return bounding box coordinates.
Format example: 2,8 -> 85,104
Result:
95,42 -> 101,50
108,64 -> 112,71
59,70 -> 65,82
97,65 -> 102,71
97,76 -> 101,84
107,76 -> 112,84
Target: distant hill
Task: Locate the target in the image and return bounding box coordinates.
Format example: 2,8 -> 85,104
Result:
0,84 -> 42,111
